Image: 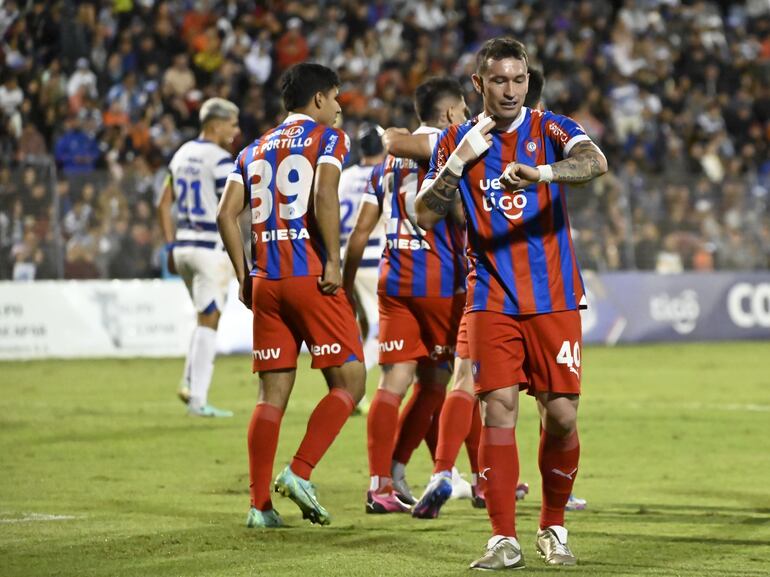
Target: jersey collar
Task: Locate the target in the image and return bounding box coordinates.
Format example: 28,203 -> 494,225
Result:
480,107 -> 529,133
284,113 -> 314,124
413,125 -> 442,135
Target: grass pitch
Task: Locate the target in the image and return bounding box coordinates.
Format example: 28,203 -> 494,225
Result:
1,342 -> 769,577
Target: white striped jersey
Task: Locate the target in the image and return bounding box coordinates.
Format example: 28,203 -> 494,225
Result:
339,163 -> 385,268
169,138 -> 233,250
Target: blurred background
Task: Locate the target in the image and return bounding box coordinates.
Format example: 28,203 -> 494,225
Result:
0,0 -> 768,282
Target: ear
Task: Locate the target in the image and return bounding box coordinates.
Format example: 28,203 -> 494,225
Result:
313,91 -> 324,109
471,73 -> 483,95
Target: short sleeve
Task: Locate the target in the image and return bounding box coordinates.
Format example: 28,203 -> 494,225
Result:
425,126 -> 457,182
542,112 -> 593,157
317,127 -> 351,171
227,149 -> 246,186
362,162 -> 384,209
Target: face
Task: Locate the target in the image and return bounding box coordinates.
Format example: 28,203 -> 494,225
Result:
214,114 -> 241,147
446,96 -> 469,125
316,87 -> 341,126
472,57 -> 529,124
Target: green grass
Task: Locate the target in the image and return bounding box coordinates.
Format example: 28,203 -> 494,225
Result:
1,342 -> 769,577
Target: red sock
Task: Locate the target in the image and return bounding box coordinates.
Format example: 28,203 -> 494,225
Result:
367,389 -> 402,477
290,388 -> 355,480
424,409 -> 439,462
539,429 -> 580,529
465,401 -> 481,474
248,403 -> 283,510
392,381 -> 445,465
479,426 -> 519,537
434,390 -> 474,473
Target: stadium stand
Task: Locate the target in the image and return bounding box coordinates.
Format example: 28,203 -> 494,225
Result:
0,0 -> 768,280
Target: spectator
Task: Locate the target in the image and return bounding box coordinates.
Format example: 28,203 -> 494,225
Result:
54,116 -> 99,176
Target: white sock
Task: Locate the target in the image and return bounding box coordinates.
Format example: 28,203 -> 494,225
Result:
188,326 -> 217,408
369,475 -> 392,491
181,332 -> 194,389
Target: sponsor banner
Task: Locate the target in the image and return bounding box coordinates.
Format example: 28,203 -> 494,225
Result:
1,272 -> 768,359
581,272 -> 770,344
0,280 -> 197,359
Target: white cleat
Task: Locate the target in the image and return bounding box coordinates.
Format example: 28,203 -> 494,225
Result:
449,467 -> 473,500
536,525 -> 577,566
469,535 -> 526,570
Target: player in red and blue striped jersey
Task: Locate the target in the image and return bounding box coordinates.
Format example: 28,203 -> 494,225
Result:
217,63 -> 365,530
416,38 -> 608,570
342,77 -> 468,514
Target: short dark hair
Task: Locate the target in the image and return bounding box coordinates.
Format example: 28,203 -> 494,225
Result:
414,77 -> 464,123
280,63 -> 340,112
475,37 -> 529,75
524,67 -> 544,108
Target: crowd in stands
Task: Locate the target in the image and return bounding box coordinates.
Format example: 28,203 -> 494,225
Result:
0,0 -> 768,280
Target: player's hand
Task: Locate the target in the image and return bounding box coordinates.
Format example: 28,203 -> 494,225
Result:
500,162 -> 539,191
165,243 -> 177,275
451,115 -> 496,167
318,263 -> 341,295
239,272 -> 252,310
382,127 -> 409,150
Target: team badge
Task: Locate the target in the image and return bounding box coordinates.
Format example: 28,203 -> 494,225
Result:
526,141 -> 537,152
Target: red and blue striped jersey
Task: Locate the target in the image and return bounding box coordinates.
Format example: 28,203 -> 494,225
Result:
363,127 -> 465,298
425,108 -> 592,315
229,113 -> 350,279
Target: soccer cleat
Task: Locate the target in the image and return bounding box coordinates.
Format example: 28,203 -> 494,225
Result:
471,484 -> 486,509
469,535 -> 526,571
412,472 -> 452,519
246,507 -> 283,528
515,482 -> 529,501
391,476 -> 417,505
566,493 -> 587,511
274,466 -> 331,525
187,403 -> 234,417
536,526 -> 577,566
177,385 -> 191,405
366,488 -> 412,514
449,467 -> 473,499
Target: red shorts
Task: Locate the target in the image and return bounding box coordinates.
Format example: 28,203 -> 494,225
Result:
378,293 -> 465,365
251,276 -> 363,372
455,311 -> 469,359
466,309 -> 583,396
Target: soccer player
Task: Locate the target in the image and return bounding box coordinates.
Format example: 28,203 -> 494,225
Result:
216,63 -> 366,528
157,97 -> 240,417
338,124 -> 386,374
415,38 -> 608,569
342,77 -> 468,513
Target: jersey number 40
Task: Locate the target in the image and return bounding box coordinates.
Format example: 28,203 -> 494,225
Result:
247,154 -> 313,224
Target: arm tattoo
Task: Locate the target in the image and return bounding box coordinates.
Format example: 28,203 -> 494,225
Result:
422,167 -> 461,217
551,142 -> 607,184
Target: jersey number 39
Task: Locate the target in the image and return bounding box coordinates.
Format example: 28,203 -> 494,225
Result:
247,154 -> 313,224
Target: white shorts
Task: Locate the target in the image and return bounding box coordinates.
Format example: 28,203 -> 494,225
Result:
174,248 -> 233,314
354,266 -> 379,339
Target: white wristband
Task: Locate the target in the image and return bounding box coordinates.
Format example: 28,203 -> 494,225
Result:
445,154 -> 465,177
536,164 -> 554,183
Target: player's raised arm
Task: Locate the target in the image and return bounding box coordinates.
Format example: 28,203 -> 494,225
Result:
156,173 -> 177,273
415,115 -> 495,230
382,128 -> 433,161
217,177 -> 249,307
315,162 -> 343,295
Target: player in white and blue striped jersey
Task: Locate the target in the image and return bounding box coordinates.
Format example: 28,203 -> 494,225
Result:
158,98 -> 241,417
339,124 -> 386,375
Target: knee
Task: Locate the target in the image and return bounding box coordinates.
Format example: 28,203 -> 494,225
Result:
542,409 -> 577,437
